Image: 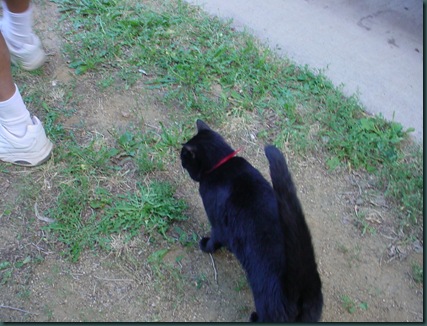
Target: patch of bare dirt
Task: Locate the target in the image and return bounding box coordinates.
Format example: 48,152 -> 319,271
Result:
0,0 -> 423,322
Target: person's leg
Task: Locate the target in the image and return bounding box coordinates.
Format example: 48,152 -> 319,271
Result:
0,31 -> 15,101
1,0 -> 46,70
2,0 -> 31,47
0,31 -> 52,166
3,0 -> 30,13
0,32 -> 31,135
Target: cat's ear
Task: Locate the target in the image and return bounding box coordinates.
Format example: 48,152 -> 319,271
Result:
196,119 -> 211,132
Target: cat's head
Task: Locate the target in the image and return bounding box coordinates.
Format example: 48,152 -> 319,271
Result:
180,120 -> 234,181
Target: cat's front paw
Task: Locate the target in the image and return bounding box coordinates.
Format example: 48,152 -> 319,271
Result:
200,237 -> 222,253
199,237 -> 212,253
250,312 -> 259,322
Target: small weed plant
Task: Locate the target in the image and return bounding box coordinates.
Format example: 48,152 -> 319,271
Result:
98,182 -> 188,242
411,262 -> 423,284
341,295 -> 368,314
43,127 -> 187,261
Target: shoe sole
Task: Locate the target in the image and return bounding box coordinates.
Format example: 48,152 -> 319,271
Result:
10,51 -> 46,71
7,140 -> 53,167
13,150 -> 52,167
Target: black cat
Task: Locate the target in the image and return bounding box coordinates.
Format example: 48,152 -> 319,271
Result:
180,120 -> 323,322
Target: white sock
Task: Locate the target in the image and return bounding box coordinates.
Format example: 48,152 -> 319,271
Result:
0,85 -> 33,137
1,1 -> 34,49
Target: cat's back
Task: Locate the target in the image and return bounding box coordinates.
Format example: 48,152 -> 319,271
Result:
200,156 -> 275,207
200,156 -> 283,252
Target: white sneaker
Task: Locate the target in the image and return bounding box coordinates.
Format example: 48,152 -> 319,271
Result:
5,33 -> 47,71
0,19 -> 46,71
0,116 -> 53,166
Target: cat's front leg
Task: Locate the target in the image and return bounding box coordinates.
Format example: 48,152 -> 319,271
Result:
199,236 -> 223,253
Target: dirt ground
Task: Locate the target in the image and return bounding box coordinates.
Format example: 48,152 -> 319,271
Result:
0,1 -> 423,322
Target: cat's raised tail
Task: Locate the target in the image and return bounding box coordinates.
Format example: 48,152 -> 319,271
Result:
264,145 -> 323,322
264,145 -> 301,217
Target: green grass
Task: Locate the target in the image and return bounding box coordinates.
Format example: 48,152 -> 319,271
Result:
98,181 -> 188,240
341,295 -> 368,314
341,295 -> 356,314
0,255 -> 42,285
49,0 -> 421,239
42,128 -> 188,261
412,262 -> 423,284
6,0 -> 420,265
378,144 -> 423,231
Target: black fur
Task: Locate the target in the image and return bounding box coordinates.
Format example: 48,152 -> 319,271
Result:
180,120 -> 323,322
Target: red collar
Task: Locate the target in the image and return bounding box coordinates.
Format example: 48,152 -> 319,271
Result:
207,149 -> 241,174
